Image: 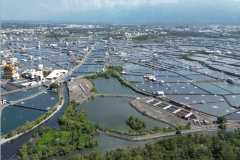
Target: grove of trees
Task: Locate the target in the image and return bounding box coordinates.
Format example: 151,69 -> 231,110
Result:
126,115 -> 146,130
18,100 -> 102,160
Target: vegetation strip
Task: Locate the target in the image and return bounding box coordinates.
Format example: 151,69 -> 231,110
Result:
105,115 -> 190,136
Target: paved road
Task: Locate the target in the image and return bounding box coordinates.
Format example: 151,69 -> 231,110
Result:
54,42 -> 98,83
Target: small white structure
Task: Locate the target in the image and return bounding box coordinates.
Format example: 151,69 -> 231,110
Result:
38,64 -> 43,70
139,59 -> 147,63
10,57 -> 18,64
12,73 -> 20,81
21,81 -> 37,87
29,55 -> 33,60
49,44 -> 58,48
144,75 -> 156,82
0,97 -> 6,105
121,71 -> 127,74
121,52 -> 127,56
227,78 -> 234,84
190,65 -> 198,70
154,91 -> 165,97
153,53 -> 158,59
1,60 -> 7,66
67,51 -> 74,56
206,50 -> 221,55
83,46 -> 89,51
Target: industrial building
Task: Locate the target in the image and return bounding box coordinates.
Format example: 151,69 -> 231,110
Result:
45,69 -> 68,82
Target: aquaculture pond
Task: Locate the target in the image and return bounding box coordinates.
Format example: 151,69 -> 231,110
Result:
155,76 -> 189,82
168,82 -> 209,94
166,94 -> 226,104
1,83 -> 68,159
1,87 -> 7,93
1,91 -> 58,135
193,82 -> 231,95
226,112 -> 240,120
190,102 -> 235,116
211,82 -> 240,94
92,77 -> 142,96
132,82 -> 173,94
4,86 -> 46,101
76,97 -> 167,132
224,94 -> 240,107
123,75 -> 144,82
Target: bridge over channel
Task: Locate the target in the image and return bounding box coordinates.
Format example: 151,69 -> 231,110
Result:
12,104 -> 48,112
1,89 -> 48,109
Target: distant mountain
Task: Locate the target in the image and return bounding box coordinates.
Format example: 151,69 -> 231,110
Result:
49,1 -> 240,24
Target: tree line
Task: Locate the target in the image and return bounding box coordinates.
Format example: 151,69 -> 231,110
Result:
69,129 -> 240,160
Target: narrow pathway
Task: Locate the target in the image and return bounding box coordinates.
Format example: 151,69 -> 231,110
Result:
1,89 -> 47,109
104,123 -> 240,141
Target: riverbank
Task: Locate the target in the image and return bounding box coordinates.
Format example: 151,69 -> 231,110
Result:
0,86 -> 65,145
104,122 -> 240,141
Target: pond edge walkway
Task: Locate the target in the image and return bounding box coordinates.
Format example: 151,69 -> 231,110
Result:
103,123 -> 240,141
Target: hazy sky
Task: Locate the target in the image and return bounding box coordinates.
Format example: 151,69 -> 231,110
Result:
1,0 -> 240,21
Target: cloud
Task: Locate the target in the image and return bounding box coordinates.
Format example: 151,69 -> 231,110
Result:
38,0 -> 238,13
57,0 -> 179,12
38,3 -> 50,10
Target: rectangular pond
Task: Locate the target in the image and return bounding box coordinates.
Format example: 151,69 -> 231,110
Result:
211,82 -> 240,94
193,82 -> 231,94
190,102 -> 235,116
92,77 -> 142,96
166,94 -> 226,104
167,82 -> 209,94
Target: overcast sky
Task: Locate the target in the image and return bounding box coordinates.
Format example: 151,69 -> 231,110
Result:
1,0 -> 240,21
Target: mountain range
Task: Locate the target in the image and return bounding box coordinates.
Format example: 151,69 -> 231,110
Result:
48,1 -> 240,24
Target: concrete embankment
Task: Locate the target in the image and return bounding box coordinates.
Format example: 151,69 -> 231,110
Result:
1,85 -> 42,96
95,94 -> 138,99
104,123 -> 240,141
130,98 -> 188,127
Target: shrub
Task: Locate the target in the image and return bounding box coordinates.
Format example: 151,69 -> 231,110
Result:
50,83 -> 59,89
126,116 -> 146,131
